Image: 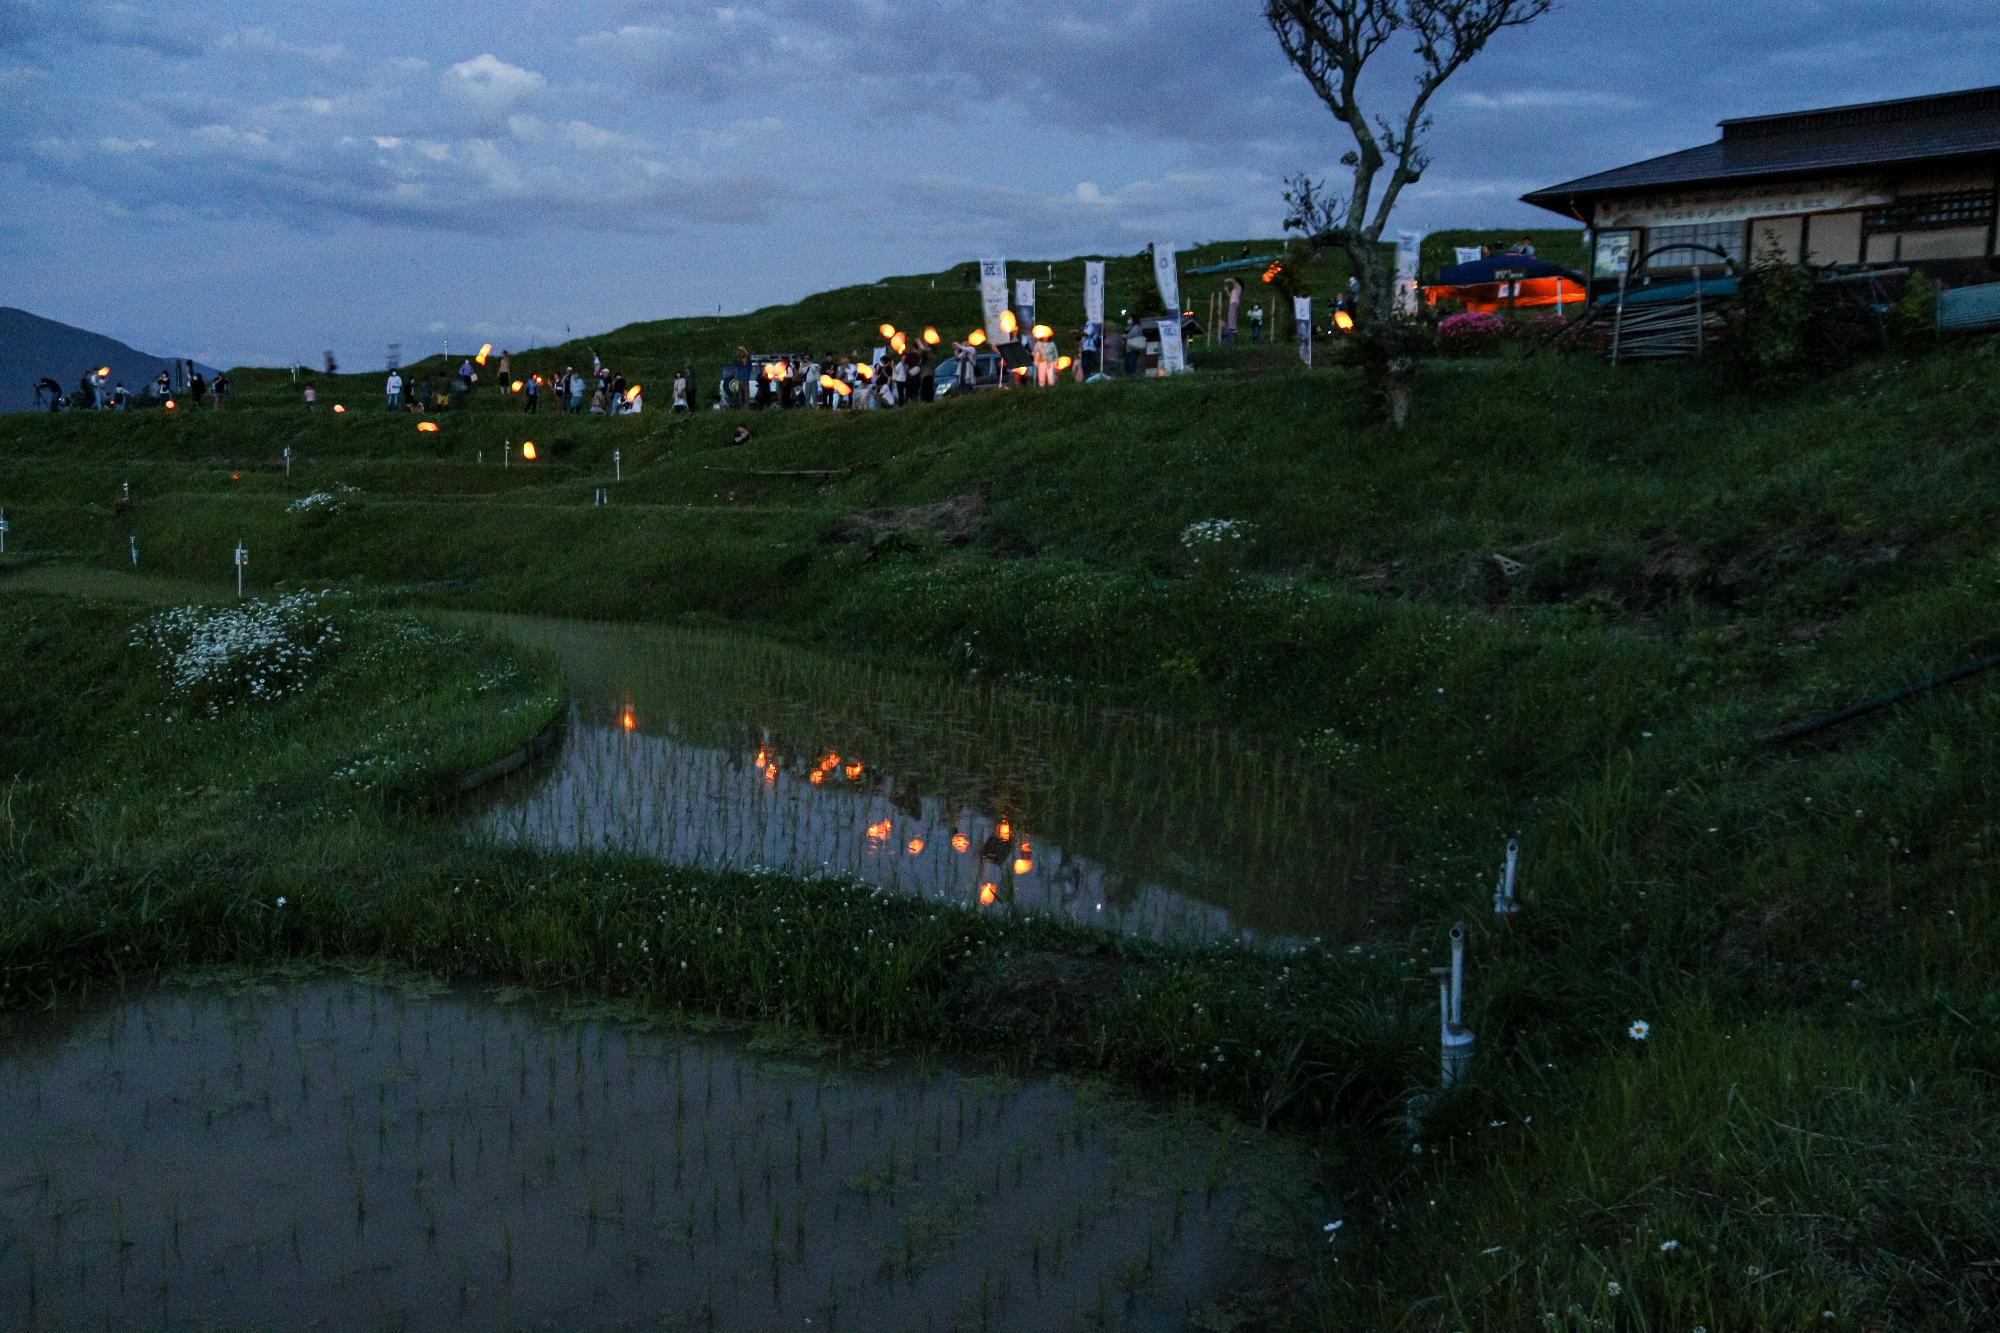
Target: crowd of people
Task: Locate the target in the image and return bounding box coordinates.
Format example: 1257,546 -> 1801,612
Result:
31,360 -> 218,412
369,348 -> 668,416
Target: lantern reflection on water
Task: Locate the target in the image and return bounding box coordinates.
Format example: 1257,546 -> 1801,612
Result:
951,833 -> 971,853
1013,858 -> 1033,876
764,764 -> 778,783
906,837 -> 925,855
866,819 -> 892,842
978,883 -> 998,906
808,770 -> 825,786
995,820 -> 1012,841
842,762 -> 863,781
621,704 -> 637,732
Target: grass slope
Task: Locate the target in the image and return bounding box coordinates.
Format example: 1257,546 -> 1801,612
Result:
2,281 -> 1997,1327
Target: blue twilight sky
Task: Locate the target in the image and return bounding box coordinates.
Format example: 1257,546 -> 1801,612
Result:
1,0 -> 1994,368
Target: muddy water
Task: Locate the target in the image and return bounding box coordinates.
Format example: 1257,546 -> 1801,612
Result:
0,980 -> 1317,1331
466,615 -> 1379,946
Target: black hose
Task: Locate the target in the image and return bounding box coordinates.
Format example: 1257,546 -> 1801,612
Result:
1764,650 -> 2000,745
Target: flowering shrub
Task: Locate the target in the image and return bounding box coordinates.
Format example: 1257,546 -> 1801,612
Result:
288,484 -> 359,516
1180,518 -> 1253,580
1436,311 -> 1508,357
132,592 -> 342,715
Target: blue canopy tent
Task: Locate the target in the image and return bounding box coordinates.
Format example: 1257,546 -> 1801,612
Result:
1427,253 -> 1587,313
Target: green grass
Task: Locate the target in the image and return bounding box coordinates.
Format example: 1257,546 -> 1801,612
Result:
2,263 -> 1998,1327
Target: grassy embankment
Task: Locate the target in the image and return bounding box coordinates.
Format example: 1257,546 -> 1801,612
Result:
3,243 -> 1998,1327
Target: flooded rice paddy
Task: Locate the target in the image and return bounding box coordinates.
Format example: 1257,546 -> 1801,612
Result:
0,978 -> 1316,1331
469,616 -> 1379,946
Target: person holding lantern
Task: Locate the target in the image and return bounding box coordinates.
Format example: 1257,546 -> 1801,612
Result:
1032,327 -> 1059,387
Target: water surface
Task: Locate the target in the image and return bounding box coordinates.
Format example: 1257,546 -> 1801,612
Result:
0,979 -> 1316,1331
469,615 -> 1379,945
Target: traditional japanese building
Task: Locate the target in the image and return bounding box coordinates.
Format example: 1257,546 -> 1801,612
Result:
1523,85 -> 2000,295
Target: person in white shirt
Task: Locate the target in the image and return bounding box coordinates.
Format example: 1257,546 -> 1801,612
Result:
671,373 -> 690,413
386,371 -> 403,410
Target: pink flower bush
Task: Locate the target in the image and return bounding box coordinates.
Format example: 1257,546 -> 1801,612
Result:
1437,311 -> 1508,355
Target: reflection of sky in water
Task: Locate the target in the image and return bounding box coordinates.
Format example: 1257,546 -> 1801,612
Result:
478,714 -> 1264,945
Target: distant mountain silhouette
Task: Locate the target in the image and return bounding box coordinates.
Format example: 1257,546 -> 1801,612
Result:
0,307 -> 217,414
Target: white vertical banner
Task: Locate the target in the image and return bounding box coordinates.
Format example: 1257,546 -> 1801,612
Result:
1454,246 -> 1484,266
979,258 -> 1009,346
1083,261 -> 1105,330
1152,244 -> 1180,314
1294,296 -> 1313,367
1014,279 -> 1037,331
1396,231 -> 1424,314
1156,315 -> 1187,375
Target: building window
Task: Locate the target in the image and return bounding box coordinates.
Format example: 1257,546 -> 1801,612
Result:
1646,223 -> 1744,268
1864,191 -> 1996,234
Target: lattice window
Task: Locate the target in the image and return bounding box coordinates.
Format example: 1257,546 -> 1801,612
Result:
1865,191 -> 1996,234
1646,222 -> 1744,268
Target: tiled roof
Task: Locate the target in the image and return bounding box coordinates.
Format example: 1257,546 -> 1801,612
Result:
1524,86 -> 2000,217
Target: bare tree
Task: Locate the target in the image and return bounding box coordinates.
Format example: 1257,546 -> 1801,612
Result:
1267,0 -> 1553,328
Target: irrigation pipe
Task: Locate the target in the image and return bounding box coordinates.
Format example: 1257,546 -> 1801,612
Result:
1763,650 -> 2000,745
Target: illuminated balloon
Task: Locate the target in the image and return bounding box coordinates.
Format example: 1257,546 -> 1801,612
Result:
890,332 -> 908,356
921,327 -> 941,345
97,366 -> 111,378
1000,311 -> 1018,336
854,364 -> 875,381
995,820 -> 1012,841
1031,324 -> 1052,341
967,330 -> 987,347
511,380 -> 524,393
476,343 -> 492,365
878,323 -> 898,340
1013,858 -> 1033,876
164,400 -> 176,410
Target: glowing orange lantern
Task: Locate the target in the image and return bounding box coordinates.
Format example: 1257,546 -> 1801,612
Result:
417,421 -> 440,433
820,375 -> 853,398
878,323 -> 897,340
809,769 -> 825,786
230,471 -> 240,481
843,762 -> 863,781
1011,366 -> 1030,379
97,366 -> 111,378
967,329 -> 987,347
764,763 -> 778,783
866,819 -> 892,842
164,400 -> 177,410
1000,311 -> 1018,337
890,332 -> 908,356
854,364 -> 874,381
906,837 -> 925,855
1335,310 -> 1356,332
476,343 -> 492,365
1262,262 -> 1283,285
333,404 -> 347,414
1056,356 -> 1073,371
755,748 -> 769,768
921,327 -> 940,346
951,833 -> 970,854
621,705 -> 637,732
1019,839 -> 1032,854
511,380 -> 524,393
626,384 -> 643,401
978,883 -> 997,906
819,752 -> 841,771
519,441 -> 536,460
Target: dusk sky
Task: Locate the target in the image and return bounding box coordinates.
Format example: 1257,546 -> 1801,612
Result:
2,0 -> 1994,369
